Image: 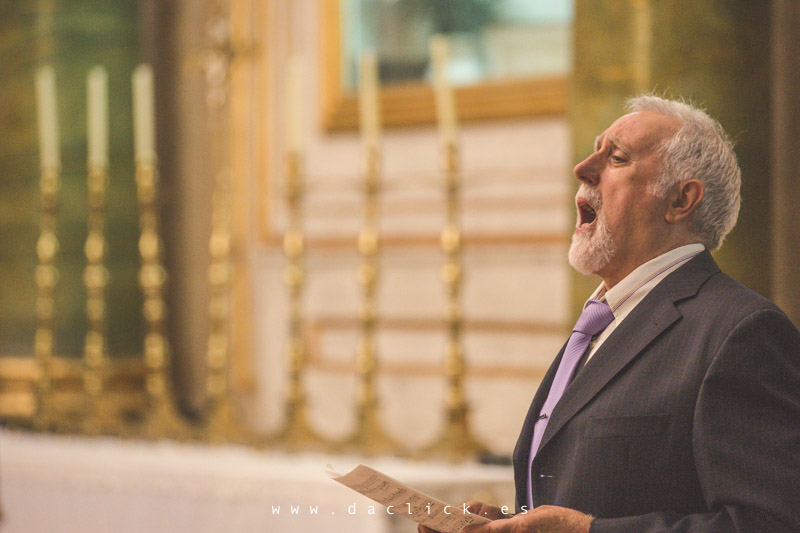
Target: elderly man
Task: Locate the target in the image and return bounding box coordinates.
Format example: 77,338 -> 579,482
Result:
422,96 -> 800,533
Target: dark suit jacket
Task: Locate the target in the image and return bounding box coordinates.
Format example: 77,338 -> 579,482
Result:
512,251 -> 800,532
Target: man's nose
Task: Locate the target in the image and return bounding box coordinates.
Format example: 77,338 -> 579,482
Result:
573,153 -> 600,186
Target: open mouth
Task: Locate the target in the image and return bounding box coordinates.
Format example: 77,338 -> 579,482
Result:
577,198 -> 597,230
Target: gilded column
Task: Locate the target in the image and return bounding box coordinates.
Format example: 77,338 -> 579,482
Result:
202,0 -> 258,444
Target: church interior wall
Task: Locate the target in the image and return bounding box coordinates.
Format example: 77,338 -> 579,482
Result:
244,0 -> 572,454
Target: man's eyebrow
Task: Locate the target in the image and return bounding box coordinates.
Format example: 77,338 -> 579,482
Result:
594,133 -> 633,157
605,133 -> 633,157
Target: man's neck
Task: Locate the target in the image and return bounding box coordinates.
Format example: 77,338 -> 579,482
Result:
600,238 -> 701,290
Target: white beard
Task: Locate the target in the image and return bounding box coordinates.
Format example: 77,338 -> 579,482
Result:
568,188 -> 617,275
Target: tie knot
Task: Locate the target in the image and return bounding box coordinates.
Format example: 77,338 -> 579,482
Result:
573,299 -> 614,336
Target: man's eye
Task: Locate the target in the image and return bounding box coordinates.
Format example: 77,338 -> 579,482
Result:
610,155 -> 626,163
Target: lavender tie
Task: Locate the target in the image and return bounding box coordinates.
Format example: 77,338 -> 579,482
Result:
527,299 -> 614,509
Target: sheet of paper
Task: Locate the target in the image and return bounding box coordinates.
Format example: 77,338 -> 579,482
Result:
328,464 -> 492,533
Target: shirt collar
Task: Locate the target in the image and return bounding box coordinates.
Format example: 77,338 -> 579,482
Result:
587,243 -> 705,315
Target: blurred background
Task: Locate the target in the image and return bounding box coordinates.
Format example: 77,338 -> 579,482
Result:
0,1 -> 798,532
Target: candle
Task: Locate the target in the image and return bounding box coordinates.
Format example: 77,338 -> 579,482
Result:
429,35 -> 457,144
287,57 -> 305,153
132,64 -> 156,163
358,50 -> 381,149
35,65 -> 60,170
87,66 -> 108,169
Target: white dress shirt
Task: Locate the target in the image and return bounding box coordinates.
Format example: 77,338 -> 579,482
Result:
584,243 -> 706,362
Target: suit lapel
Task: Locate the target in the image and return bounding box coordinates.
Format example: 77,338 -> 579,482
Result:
533,250 -> 720,459
534,297 -> 680,456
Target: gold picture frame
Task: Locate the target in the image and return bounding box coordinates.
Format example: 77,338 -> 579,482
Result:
319,0 -> 569,131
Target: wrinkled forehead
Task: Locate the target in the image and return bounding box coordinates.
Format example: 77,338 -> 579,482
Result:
596,111 -> 681,154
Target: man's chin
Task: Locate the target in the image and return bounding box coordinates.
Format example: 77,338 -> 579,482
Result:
568,232 -> 614,276
568,248 -> 596,276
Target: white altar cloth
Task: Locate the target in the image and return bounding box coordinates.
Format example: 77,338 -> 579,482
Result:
0,430 -> 513,533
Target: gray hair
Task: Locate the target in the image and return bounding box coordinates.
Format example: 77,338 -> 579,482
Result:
626,95 -> 741,251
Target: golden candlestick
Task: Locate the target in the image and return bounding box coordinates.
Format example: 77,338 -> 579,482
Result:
81,164 -> 117,435
203,166 -> 257,445
135,161 -> 189,439
273,150 -> 326,451
33,164 -> 60,432
423,141 -> 487,462
202,168 -> 236,442
339,145 -> 401,455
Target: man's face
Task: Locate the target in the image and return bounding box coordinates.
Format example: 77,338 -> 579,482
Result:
568,111 -> 682,287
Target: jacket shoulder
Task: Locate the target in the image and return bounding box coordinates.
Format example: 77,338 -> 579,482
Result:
676,271 -> 800,361
696,271 -> 787,321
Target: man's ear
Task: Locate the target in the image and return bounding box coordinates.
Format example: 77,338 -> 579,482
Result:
666,179 -> 704,223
